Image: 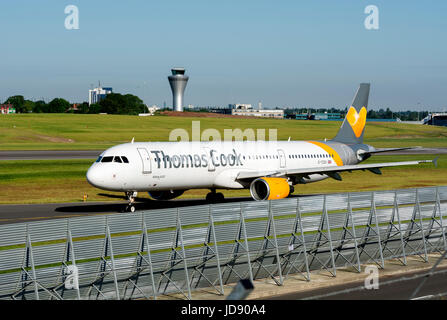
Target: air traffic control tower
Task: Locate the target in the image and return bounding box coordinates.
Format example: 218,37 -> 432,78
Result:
168,68 -> 189,112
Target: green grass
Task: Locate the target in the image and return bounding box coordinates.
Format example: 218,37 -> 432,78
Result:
1,113 -> 447,150
0,155 -> 445,204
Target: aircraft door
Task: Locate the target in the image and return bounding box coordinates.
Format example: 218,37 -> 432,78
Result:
277,149 -> 286,168
203,147 -> 215,172
137,148 -> 152,174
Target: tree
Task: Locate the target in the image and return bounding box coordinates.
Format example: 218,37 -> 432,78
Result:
23,100 -> 35,113
367,110 -> 378,119
48,98 -> 70,113
77,102 -> 89,114
33,100 -> 48,113
5,95 -> 25,113
98,93 -> 145,115
88,103 -> 101,114
385,108 -> 393,119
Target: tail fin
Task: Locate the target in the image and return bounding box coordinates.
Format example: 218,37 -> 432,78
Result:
332,83 -> 370,145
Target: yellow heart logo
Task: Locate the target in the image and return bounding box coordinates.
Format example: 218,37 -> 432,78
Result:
346,106 -> 367,138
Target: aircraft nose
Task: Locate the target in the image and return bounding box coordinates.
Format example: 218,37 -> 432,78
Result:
86,166 -> 104,188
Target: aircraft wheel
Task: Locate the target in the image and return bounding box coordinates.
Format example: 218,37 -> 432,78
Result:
289,186 -> 295,195
206,192 -> 214,202
206,191 -> 225,203
215,192 -> 225,202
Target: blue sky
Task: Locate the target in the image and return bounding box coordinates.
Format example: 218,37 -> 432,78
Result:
0,0 -> 446,110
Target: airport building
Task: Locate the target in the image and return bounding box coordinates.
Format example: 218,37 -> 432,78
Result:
168,68 -> 189,112
88,86 -> 113,105
229,103 -> 284,118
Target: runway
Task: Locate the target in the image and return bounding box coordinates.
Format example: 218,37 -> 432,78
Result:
0,196 -> 255,225
0,147 -> 446,160
0,150 -> 102,160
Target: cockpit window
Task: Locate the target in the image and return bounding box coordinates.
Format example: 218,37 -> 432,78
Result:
101,156 -> 113,163
113,156 -> 122,163
122,156 -> 129,163
95,156 -> 103,163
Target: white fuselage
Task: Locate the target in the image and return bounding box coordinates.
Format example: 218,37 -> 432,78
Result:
86,140 -> 358,192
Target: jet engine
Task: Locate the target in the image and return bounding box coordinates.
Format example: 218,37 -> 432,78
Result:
148,190 -> 185,201
249,177 -> 291,201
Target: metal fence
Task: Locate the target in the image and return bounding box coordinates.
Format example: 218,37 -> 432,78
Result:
0,186 -> 446,300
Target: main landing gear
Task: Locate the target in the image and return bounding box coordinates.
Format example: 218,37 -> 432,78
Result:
206,189 -> 225,203
125,191 -> 138,213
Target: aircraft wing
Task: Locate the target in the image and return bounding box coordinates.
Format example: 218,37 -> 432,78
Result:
236,159 -> 436,181
358,146 -> 421,155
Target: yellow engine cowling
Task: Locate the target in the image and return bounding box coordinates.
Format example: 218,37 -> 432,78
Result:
249,177 -> 290,201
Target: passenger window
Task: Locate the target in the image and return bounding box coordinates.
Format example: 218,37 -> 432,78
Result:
101,156 -> 113,163
122,156 -> 129,163
113,156 -> 122,163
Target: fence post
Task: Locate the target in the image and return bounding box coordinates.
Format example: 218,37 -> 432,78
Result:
394,191 -> 407,266
323,195 -> 337,276
347,193 -> 362,272
416,189 -> 429,262
268,201 -> 284,285
143,221 -> 157,300
297,198 -> 311,281
177,208 -> 192,300
105,224 -> 120,300
435,187 -> 447,251
26,230 -> 39,300
372,192 -> 385,269
67,224 -> 81,300
209,209 -> 225,295
240,203 -> 254,283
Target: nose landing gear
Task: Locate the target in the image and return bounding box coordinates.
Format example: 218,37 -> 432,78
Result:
125,191 -> 137,213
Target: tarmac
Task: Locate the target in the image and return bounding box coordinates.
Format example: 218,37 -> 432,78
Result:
0,197 -> 256,225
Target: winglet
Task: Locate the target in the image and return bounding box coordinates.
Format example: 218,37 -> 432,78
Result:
131,137 -> 134,144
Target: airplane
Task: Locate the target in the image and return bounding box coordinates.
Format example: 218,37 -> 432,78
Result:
86,83 -> 435,212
